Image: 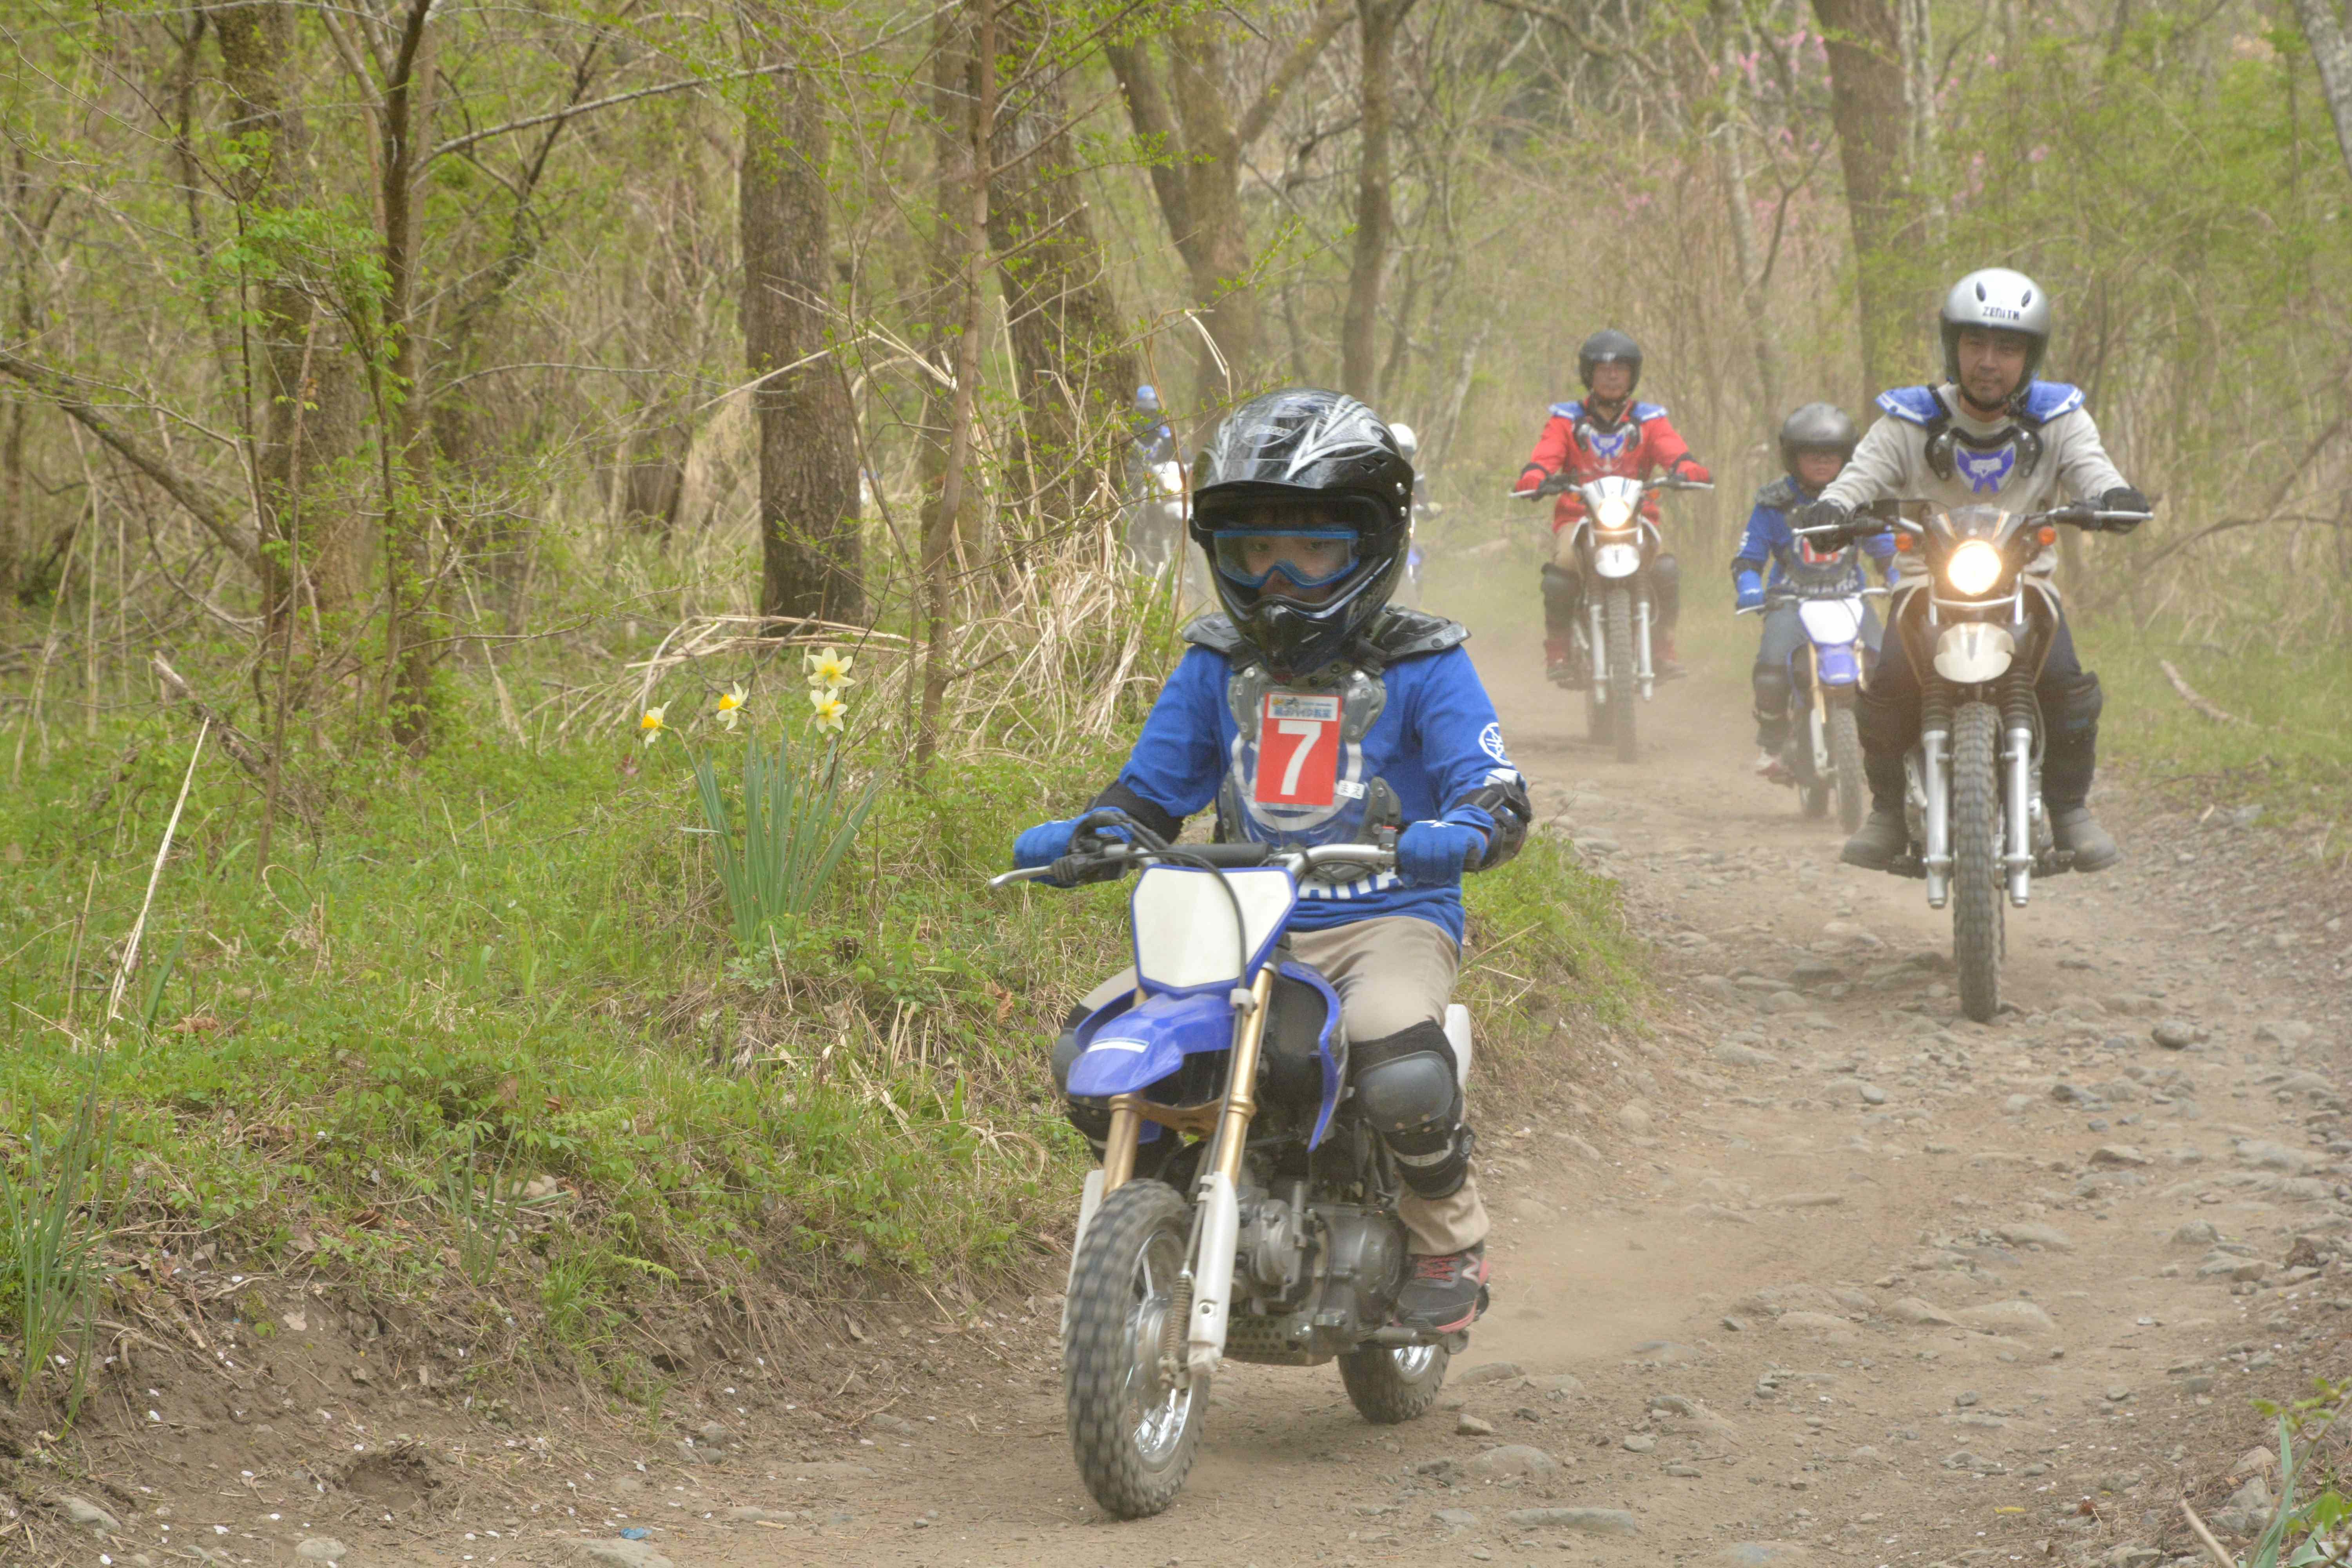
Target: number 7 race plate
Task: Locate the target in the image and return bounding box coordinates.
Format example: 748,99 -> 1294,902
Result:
1254,693 -> 1341,806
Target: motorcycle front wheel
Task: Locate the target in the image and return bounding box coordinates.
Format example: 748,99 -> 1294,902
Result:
1063,1180 -> 1204,1519
1606,587 -> 1637,762
1830,702 -> 1866,834
1951,702 -> 2005,1023
1339,1339 -> 1450,1425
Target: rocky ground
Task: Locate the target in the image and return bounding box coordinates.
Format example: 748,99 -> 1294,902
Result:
16,636 -> 2350,1568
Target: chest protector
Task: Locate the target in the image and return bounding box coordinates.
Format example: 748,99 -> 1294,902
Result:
1879,383 -> 2085,498
1183,609 -> 1466,873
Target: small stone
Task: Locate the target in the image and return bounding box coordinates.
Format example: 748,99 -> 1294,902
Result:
1622,1433 -> 1656,1452
1885,1297 -> 1957,1327
2152,1019 -> 2198,1050
2002,1093 -> 2032,1115
1501,1507 -> 1639,1536
1455,1361 -> 1524,1385
1467,1444 -> 1559,1479
2090,1145 -> 2150,1167
1955,1299 -> 2059,1338
294,1541 -> 348,1564
2105,1385 -> 2133,1402
1996,1222 -> 2074,1252
572,1543 -> 674,1568
697,1421 -> 731,1447
1953,1389 -> 1979,1407
1714,1042 -> 1780,1068
1432,1508 -> 1479,1530
867,1412 -> 916,1435
1721,1314 -> 1751,1332
2211,1476 -> 2275,1536
1941,1449 -> 2007,1474
1522,1373 -> 1584,1397
1860,1084 -> 1888,1105
58,1499 -> 123,1538
1455,1413 -> 1495,1437
1664,1461 -> 1703,1477
1617,1102 -> 1654,1134
1716,1546 -> 1813,1567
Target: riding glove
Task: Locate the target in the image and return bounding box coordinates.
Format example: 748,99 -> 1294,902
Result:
1396,816 -> 1489,888
1791,498 -> 1851,538
1512,464 -> 1550,497
1669,457 -> 1712,485
2099,486 -> 2151,532
1734,569 -> 1766,612
1012,817 -> 1129,886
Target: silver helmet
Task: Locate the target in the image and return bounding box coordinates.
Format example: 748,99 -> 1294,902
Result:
1939,267 -> 2051,390
1388,422 -> 1418,463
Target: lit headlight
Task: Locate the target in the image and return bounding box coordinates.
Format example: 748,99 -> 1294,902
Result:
1595,497 -> 1635,530
1944,539 -> 2004,597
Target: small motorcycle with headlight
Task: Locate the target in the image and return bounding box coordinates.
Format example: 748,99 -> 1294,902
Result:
1797,496 -> 2150,1020
993,818 -> 1476,1519
1519,470 -> 1710,762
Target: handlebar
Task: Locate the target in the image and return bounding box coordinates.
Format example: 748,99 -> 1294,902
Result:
1793,500 -> 2150,546
1510,474 -> 1714,501
989,838 -> 1398,889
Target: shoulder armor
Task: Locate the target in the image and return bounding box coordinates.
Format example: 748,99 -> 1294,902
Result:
1180,613 -> 1250,660
1875,386 -> 1945,425
1752,474 -> 1804,512
1630,401 -> 1668,422
1355,607 -> 1469,664
1548,400 -> 1583,421
2020,381 -> 2084,423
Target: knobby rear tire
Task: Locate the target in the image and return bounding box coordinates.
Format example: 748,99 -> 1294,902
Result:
1951,702 -> 2004,1023
1606,588 -> 1637,762
1339,1340 -> 1450,1425
1064,1180 -> 1204,1519
1831,702 -> 1867,835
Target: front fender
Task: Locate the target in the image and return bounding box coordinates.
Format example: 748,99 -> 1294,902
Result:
1065,990 -> 1233,1099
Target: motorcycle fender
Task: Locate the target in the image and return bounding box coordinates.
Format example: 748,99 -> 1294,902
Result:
1933,622 -> 2016,683
1815,642 -> 1862,686
1443,1004 -> 1474,1093
1592,542 -> 1641,577
1797,596 -> 1864,647
1065,989 -> 1230,1099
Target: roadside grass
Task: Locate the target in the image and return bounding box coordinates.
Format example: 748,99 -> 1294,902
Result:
0,615 -> 1644,1410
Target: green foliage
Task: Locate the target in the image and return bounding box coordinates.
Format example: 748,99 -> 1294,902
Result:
691,728 -> 886,953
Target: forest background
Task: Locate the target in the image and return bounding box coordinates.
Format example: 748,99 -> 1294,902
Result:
1,0 -> 2350,1403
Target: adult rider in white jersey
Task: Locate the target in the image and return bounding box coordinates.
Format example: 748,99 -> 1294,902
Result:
1795,267 -> 2151,874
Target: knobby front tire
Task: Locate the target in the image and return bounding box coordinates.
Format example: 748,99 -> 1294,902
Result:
1063,1180 -> 1204,1519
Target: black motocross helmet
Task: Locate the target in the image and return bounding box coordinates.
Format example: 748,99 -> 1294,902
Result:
1778,401 -> 1859,477
1578,328 -> 1643,396
1187,388 -> 1413,682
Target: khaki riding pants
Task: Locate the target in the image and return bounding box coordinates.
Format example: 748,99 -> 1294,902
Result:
1080,914 -> 1489,1256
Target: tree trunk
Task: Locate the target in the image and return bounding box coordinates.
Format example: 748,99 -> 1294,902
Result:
215,0 -> 362,647
1811,0 -> 1915,397
1341,0 -> 1414,401
2296,0 -> 2352,184
742,18 -> 864,623
377,0 -> 441,751
916,0 -> 995,768
988,0 -> 1136,531
1713,16 -> 1781,414
1105,0 -> 1354,408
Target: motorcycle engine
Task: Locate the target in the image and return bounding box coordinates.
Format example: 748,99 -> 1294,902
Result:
1312,1203 -> 1407,1330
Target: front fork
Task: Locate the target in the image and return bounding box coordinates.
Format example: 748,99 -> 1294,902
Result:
2003,675 -> 2037,906
1587,600 -> 1608,698
1921,724 -> 1951,909
1634,597 -> 1655,694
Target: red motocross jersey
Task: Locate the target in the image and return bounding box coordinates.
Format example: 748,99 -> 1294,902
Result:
1517,399 -> 1699,530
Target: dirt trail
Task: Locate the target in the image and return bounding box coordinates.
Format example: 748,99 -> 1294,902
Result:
46,644 -> 2351,1568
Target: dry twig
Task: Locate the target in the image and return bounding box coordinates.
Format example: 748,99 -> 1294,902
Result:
2159,659 -> 2248,726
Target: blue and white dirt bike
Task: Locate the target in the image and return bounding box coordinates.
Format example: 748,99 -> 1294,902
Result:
1740,536 -> 1885,833
991,815 -> 1475,1519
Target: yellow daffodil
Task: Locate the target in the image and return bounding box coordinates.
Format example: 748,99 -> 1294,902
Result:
808,688 -> 848,733
639,705 -> 667,746
715,682 -> 748,731
804,646 -> 855,691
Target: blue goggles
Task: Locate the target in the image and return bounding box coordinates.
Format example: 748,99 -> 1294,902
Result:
1209,529 -> 1362,590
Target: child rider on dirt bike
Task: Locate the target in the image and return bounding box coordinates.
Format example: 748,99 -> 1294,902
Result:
1793,267 -> 2151,874
1733,402 -> 1893,780
1512,328 -> 1711,683
1009,388 -> 1534,1335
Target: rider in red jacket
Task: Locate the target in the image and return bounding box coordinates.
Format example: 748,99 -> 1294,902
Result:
1512,330 -> 1709,681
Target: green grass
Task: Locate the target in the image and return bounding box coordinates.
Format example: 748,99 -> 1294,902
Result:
0,641 -> 1644,1407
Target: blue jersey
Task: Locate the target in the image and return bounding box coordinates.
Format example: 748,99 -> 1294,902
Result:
1732,475 -> 1894,590
1106,639 -> 1522,945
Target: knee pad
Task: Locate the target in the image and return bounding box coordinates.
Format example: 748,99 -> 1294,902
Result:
1650,553 -> 1681,620
1751,666 -> 1791,717
1540,563 -> 1581,611
1353,1022 -> 1471,1199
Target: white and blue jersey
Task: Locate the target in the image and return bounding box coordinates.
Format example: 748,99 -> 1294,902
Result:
1732,475 -> 1895,592
1103,630 -> 1523,945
